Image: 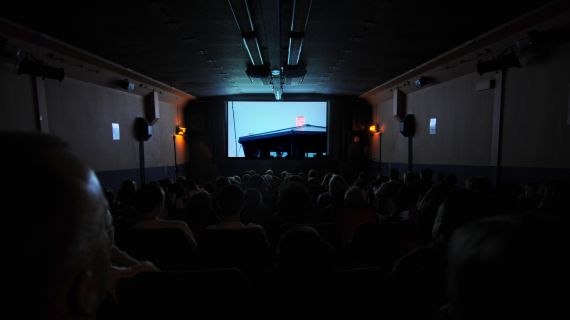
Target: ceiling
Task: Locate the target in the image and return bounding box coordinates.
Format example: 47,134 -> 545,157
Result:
0,0 -> 555,98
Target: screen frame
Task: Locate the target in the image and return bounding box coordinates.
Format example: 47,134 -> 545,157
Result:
225,100 -> 330,159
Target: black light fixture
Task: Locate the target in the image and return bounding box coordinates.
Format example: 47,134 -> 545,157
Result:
477,50 -> 522,75
287,0 -> 313,66
228,0 -> 264,66
16,54 -> 64,81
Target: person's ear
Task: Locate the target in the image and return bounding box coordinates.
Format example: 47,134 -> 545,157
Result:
69,270 -> 103,317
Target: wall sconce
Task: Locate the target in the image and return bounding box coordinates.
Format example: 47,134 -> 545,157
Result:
175,126 -> 187,136
369,123 -> 380,134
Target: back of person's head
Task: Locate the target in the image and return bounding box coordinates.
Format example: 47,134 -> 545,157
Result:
329,174 -> 348,199
1,132 -> 112,318
308,169 -> 318,179
241,173 -> 251,187
443,174 -> 458,187
244,188 -> 262,207
465,176 -> 493,194
537,179 -> 570,215
403,171 -> 419,187
117,179 -> 137,204
276,226 -> 333,274
248,174 -> 266,190
447,214 -> 569,320
228,175 -> 241,186
316,191 -> 333,209
284,174 -> 303,185
432,189 -> 488,244
321,172 -> 334,187
214,176 -> 231,195
189,190 -> 213,209
420,168 -> 433,182
345,185 -> 367,207
218,184 -> 244,216
389,168 -> 400,180
134,184 -> 166,216
278,182 -> 312,218
104,189 -> 116,207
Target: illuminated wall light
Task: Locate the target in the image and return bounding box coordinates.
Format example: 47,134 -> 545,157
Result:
369,123 -> 379,134
175,126 -> 187,136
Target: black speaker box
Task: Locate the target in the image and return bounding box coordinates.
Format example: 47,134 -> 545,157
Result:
135,117 -> 153,141
400,114 -> 415,137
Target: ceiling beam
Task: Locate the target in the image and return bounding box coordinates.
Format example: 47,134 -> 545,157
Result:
0,17 -> 195,102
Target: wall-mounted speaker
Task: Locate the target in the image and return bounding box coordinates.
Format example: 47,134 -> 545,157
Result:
144,91 -> 160,125
393,88 -> 406,120
400,114 -> 415,137
135,117 -> 153,141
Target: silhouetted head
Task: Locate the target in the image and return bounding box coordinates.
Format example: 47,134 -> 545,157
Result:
117,179 -> 137,205
248,174 -> 266,190
134,184 -> 165,218
214,176 -> 230,195
241,173 -> 251,187
420,168 -> 433,182
276,226 -> 333,274
189,190 -> 213,209
345,185 -> 367,207
244,188 -> 262,207
278,182 -> 312,218
432,189 -> 488,244
447,214 -> 568,320
389,168 -> 400,180
1,132 -> 113,319
321,172 -> 334,187
308,169 -> 318,179
329,174 -> 348,200
218,184 -> 244,216
404,171 -> 419,187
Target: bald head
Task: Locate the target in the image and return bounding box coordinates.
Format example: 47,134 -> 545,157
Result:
1,132 -> 112,318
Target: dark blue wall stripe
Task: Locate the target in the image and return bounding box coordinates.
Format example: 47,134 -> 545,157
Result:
370,161 -> 570,186
96,164 -> 189,191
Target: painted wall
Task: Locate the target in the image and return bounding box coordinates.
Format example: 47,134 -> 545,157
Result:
368,46 -> 570,184
0,60 -> 36,130
1,67 -> 190,190
501,43 -> 570,169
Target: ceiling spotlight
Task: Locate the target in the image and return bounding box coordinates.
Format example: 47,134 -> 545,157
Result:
414,76 -> 432,88
273,87 -> 283,101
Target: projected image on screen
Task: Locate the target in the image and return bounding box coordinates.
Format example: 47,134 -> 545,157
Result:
227,101 -> 328,158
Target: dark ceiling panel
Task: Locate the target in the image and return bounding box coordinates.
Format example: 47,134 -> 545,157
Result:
0,0 -> 556,98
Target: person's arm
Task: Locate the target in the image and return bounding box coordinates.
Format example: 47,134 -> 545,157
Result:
111,244 -> 140,267
179,223 -> 198,250
109,245 -> 160,301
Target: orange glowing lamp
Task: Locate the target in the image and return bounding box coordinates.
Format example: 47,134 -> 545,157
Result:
369,123 -> 379,134
175,126 -> 187,136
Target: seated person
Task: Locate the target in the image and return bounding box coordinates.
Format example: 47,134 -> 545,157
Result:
445,214 -> 568,320
131,184 -> 197,249
1,132 -> 113,319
